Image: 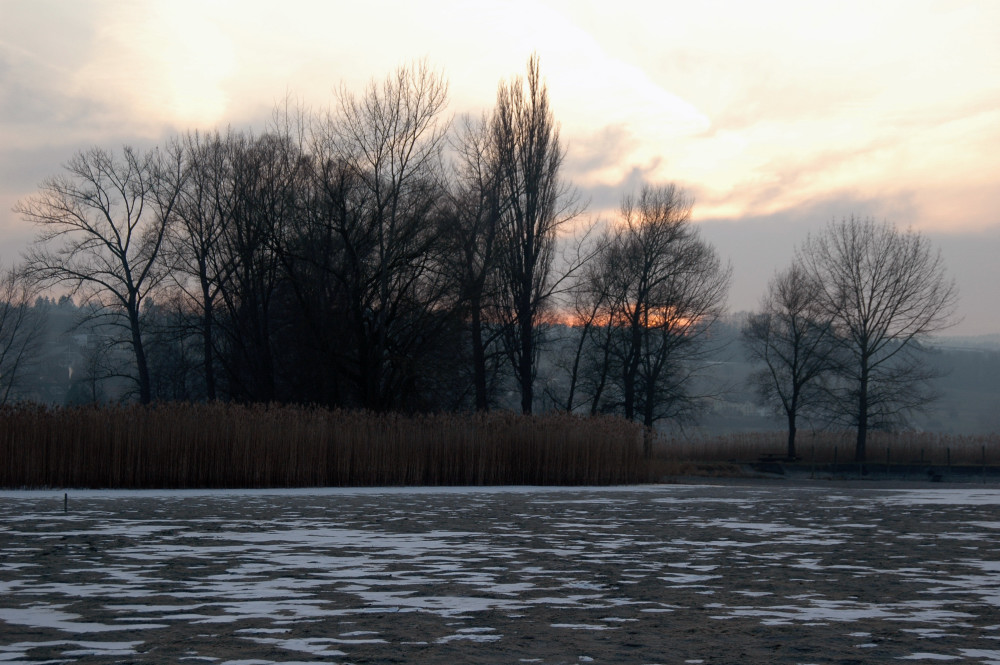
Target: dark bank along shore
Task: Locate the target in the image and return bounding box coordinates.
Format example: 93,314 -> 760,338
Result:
663,459 -> 1000,488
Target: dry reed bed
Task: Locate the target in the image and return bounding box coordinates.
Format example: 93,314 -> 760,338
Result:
0,404 -> 646,489
3,404 -> 997,489
655,430 -> 1000,466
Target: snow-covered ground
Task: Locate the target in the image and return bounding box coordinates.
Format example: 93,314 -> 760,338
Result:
1,484 -> 999,663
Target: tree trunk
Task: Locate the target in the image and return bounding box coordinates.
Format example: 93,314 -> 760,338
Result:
128,306 -> 152,405
202,312 -> 216,401
470,305 -> 488,412
642,396 -> 656,458
563,322 -> 590,412
786,412 -> 797,460
642,425 -> 655,459
589,329 -> 612,416
200,274 -> 216,401
622,367 -> 635,421
519,314 -> 533,414
855,371 -> 869,463
622,320 -> 643,421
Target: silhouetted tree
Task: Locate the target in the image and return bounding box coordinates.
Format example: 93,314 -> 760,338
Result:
0,264 -> 46,404
163,130 -> 238,400
214,130 -> 303,402
799,216 -> 958,462
443,114 -> 507,411
17,146 -> 184,404
585,185 -> 730,453
281,61 -> 455,409
537,230 -> 615,415
277,145 -> 360,406
742,262 -> 837,458
492,54 -> 580,414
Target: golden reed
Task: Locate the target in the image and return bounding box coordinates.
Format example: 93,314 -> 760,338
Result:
0,403 -> 646,488
1,403 -> 994,488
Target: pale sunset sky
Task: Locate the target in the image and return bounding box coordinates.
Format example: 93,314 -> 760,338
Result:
1,0 -> 998,334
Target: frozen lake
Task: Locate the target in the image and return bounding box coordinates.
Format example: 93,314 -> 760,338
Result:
1,484 -> 999,664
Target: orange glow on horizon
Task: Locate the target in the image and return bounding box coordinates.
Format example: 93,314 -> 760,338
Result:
556,306 -> 697,331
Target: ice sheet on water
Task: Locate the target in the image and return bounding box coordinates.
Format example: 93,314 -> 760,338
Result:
353,590 -> 524,616
899,653 -> 960,660
652,496 -> 752,505
21,581 -> 159,599
0,606 -> 167,633
901,628 -> 962,639
658,572 -> 721,585
239,635 -> 347,657
550,623 -> 616,631
878,489 -> 1000,506
706,519 -> 824,535
713,598 -> 976,626
4,484 -> 1000,662
193,599 -> 334,623
436,627 -> 501,643
218,661 -> 318,665
959,649 -> 1000,664
0,639 -> 143,661
668,562 -> 717,571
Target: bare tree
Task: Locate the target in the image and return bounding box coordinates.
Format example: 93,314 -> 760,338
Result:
281,60 -> 455,409
492,54 -> 580,414
554,257 -> 611,414
584,185 -> 730,453
163,130 -> 238,400
277,140 -> 362,406
215,129 -> 303,402
443,113 -> 507,411
0,265 -> 45,404
17,146 -> 184,404
742,262 -> 837,459
799,216 -> 958,462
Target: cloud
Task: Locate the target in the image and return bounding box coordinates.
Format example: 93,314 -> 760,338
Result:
696,195 -> 999,336
571,160 -> 669,218
1,0 -> 998,333
0,41 -> 100,149
538,1 -> 1000,236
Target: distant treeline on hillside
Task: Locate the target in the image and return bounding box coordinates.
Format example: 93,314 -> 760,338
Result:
1,296 -> 998,435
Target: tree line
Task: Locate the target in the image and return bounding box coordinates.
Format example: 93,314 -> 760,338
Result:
7,56 -> 957,461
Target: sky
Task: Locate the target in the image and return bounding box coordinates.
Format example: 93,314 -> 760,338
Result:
1,0 -> 998,334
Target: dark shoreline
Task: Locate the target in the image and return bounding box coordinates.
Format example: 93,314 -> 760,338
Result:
665,462 -> 1000,489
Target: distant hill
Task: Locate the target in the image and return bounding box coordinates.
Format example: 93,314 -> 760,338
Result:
929,334 -> 1000,351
